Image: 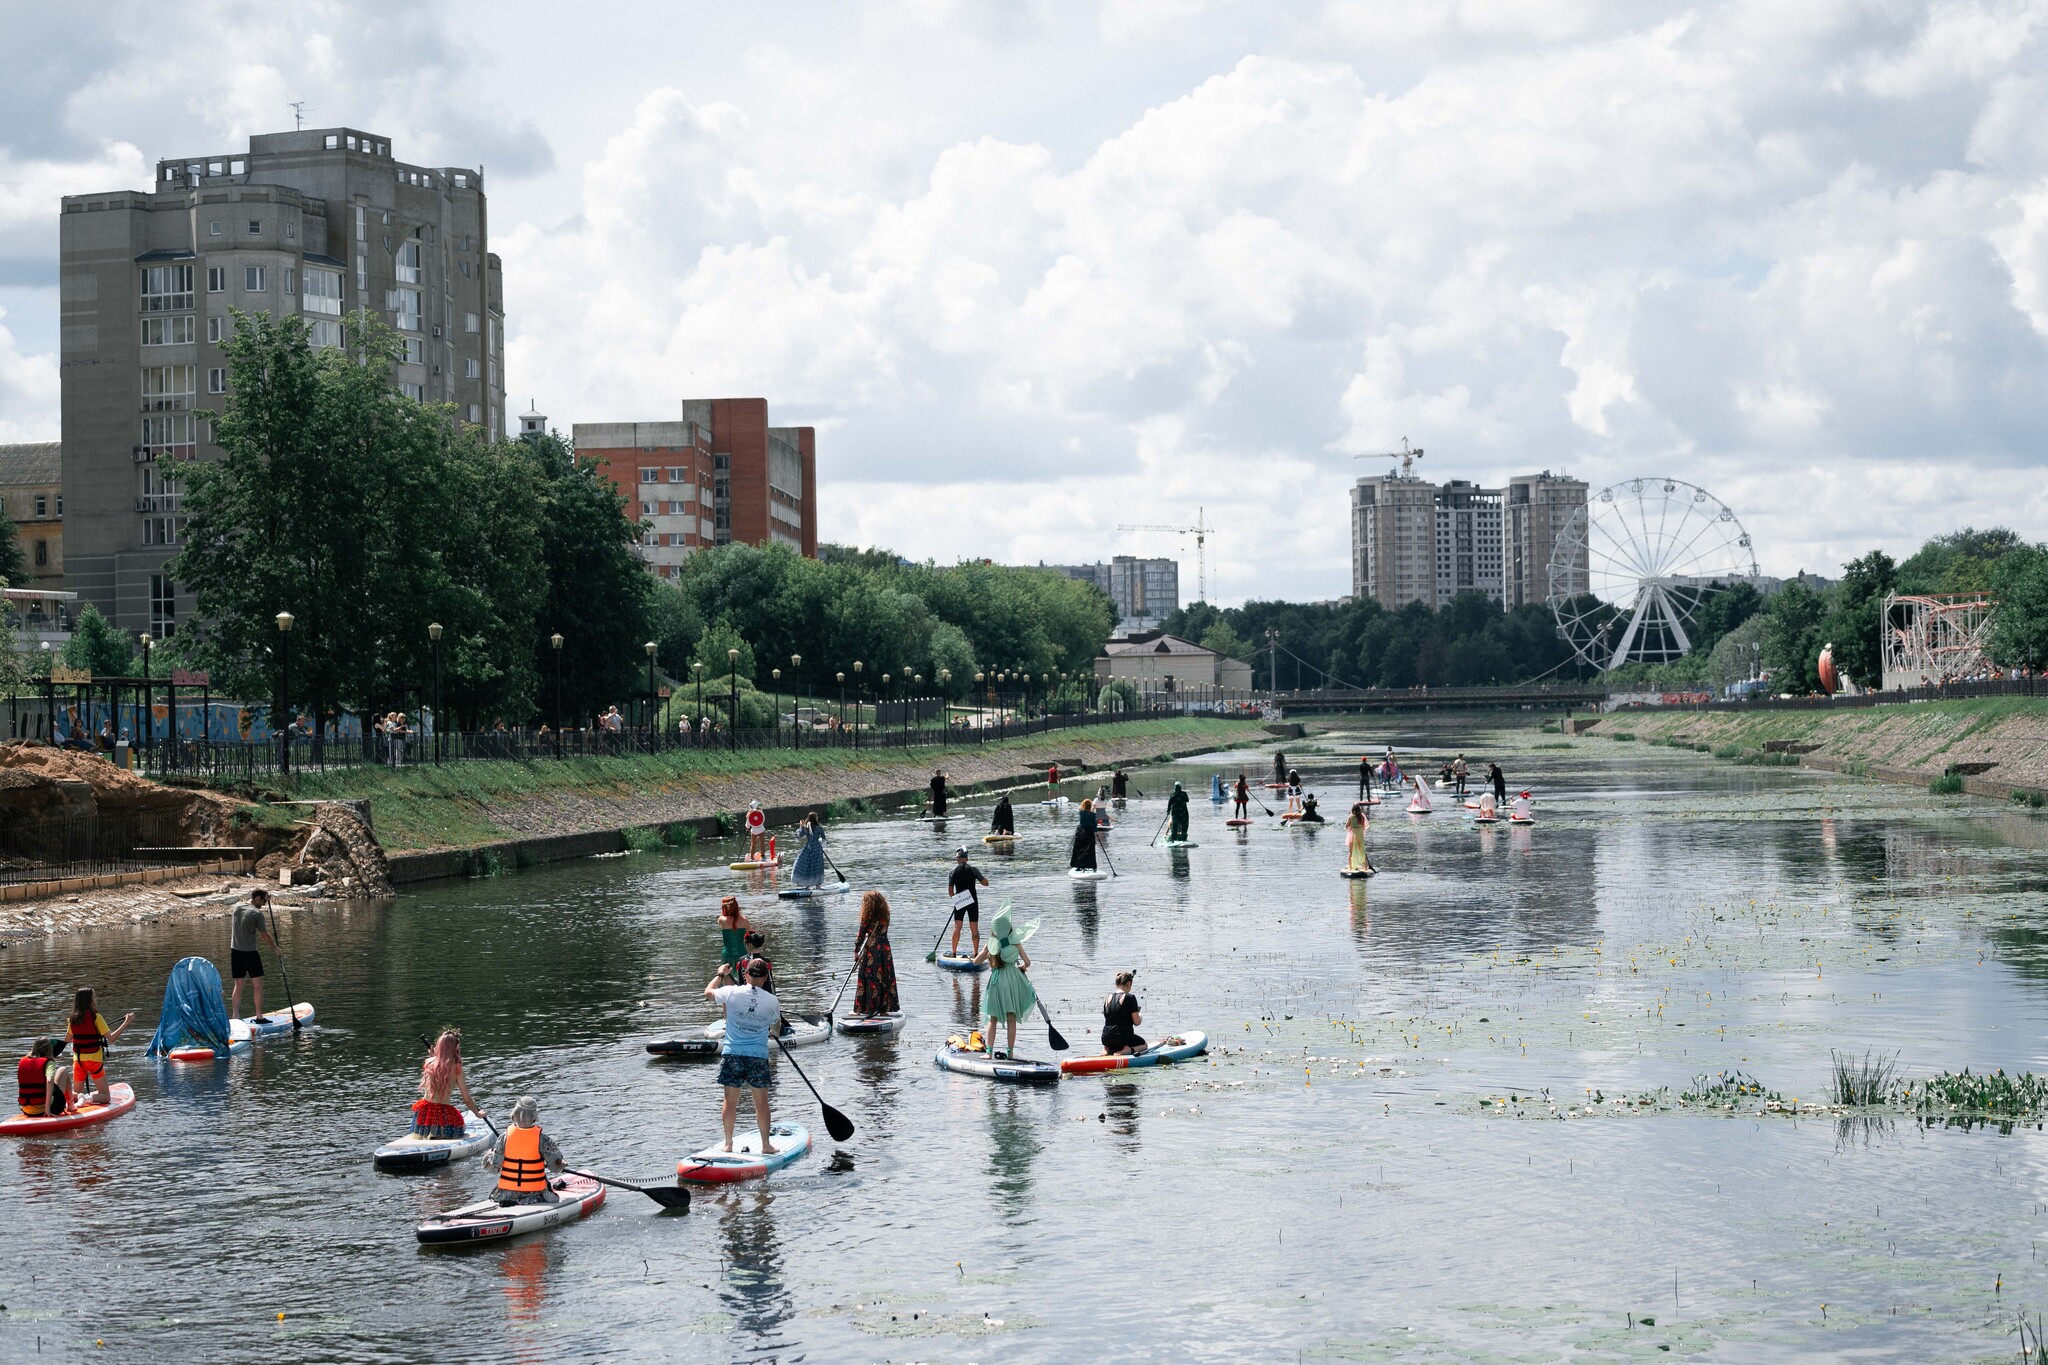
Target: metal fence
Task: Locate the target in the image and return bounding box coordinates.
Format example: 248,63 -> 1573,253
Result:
1616,675 -> 2048,713
0,808 -> 189,886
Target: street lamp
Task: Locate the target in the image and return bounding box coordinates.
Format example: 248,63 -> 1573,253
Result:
645,641 -> 658,751
836,671 -> 846,745
550,632 -> 564,757
274,611 -> 294,775
428,622 -> 443,765
692,661 -> 704,745
974,669 -> 984,743
909,672 -> 921,748
881,673 -> 892,751
726,646 -> 740,752
771,667 -> 782,749
852,660 -> 863,751
938,668 -> 950,748
137,633 -> 153,761
790,654 -> 802,750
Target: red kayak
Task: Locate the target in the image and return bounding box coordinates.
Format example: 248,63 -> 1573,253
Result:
1,1083 -> 136,1136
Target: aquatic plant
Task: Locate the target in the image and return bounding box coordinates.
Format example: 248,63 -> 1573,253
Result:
1930,773 -> 1965,794
660,821 -> 696,847
1713,744 -> 1742,759
1829,1050 -> 1899,1106
1609,731 -> 1637,742
461,847 -> 503,878
622,825 -> 664,853
1914,1067 -> 2048,1119
2011,789 -> 2047,809
1680,1071 -> 1781,1106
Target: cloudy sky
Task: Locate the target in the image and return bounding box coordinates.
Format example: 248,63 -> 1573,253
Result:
3,1 -> 2046,604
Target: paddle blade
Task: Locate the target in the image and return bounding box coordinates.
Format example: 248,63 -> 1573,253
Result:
1046,1020 -> 1069,1051
644,1185 -> 692,1211
822,1103 -> 856,1142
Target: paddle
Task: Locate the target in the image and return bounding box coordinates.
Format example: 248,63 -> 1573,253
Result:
566,1168 -> 692,1210
821,847 -> 851,887
826,934 -> 866,1027
1147,810 -> 1170,847
1035,999 -> 1069,1052
1099,837 -> 1119,879
774,1033 -> 856,1141
266,906 -> 301,1035
925,897 -> 968,963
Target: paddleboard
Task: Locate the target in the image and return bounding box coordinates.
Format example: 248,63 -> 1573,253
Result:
835,1011 -> 907,1035
1164,840 -> 1199,849
1060,1031 -> 1208,1075
415,1174 -> 605,1245
1509,816 -> 1537,826
935,1041 -> 1060,1085
982,833 -> 1017,844
167,1002 -> 314,1062
1068,868 -> 1110,881
706,1015 -> 832,1048
728,860 -> 776,871
1279,812 -> 1302,822
645,1036 -> 721,1058
374,1111 -> 490,1171
1340,868 -> 1376,880
677,1122 -> 812,1184
0,1082 -> 135,1136
1262,782 -> 1290,790
935,953 -> 986,973
1405,804 -> 1432,815
1037,797 -> 1068,808
777,882 -> 851,899
1225,818 -> 1253,828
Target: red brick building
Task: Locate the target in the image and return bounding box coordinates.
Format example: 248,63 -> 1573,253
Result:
572,398 -> 818,577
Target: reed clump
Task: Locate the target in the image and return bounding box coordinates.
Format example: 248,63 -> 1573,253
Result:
1829,1050 -> 1899,1106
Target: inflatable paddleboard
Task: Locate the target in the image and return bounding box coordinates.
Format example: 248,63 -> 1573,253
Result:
1405,803 -> 1432,815
706,1015 -> 831,1048
167,1002 -> 314,1062
1068,868 -> 1110,881
677,1122 -> 811,1184
374,1111 -> 490,1171
1164,840 -> 1199,849
415,1174 -> 605,1245
1509,815 -> 1536,826
646,1036 -> 721,1059
728,860 -> 776,871
1060,1031 -> 1208,1075
836,1011 -> 907,1035
0,1082 -> 135,1136
1473,815 -> 1499,825
983,833 -> 1017,844
1038,797 -> 1069,808
935,953 -> 986,973
934,1041 -> 1061,1085
1339,868 -> 1377,879
777,882 -> 851,899
1225,818 -> 1253,828
919,815 -> 950,825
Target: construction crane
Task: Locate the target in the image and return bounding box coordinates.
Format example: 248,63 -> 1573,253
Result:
1116,506 -> 1212,604
1355,437 -> 1424,479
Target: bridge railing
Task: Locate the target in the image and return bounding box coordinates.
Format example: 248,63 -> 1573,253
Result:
1274,684 -> 1607,711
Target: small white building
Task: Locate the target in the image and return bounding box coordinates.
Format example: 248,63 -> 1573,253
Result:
1094,631 -> 1254,700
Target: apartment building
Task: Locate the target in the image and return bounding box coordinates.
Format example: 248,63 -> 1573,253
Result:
574,398 -> 818,577
59,127 -> 505,633
1350,474 -> 1440,609
1049,556 -> 1179,634
1503,472 -> 1589,608
0,443 -> 64,590
1434,480 -> 1504,607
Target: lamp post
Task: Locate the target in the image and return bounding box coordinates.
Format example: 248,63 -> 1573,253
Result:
909,671 -> 921,748
790,654 -> 802,749
938,668 -> 950,747
137,633 -> 152,761
645,641 -> 658,752
428,622 -> 443,765
880,673 -> 891,751
726,646 -> 739,752
550,632 -> 563,757
974,670 -> 984,743
771,667 -> 781,749
835,671 -> 846,746
274,611 -> 294,775
852,660 -> 863,751
692,662 -> 704,746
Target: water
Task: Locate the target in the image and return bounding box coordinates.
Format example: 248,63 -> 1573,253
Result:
5,730 -> 2048,1361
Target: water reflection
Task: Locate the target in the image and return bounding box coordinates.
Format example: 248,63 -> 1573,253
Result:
982,1089 -> 1044,1225
1101,1080 -> 1141,1152
499,1237 -> 556,1365
715,1190 -> 796,1352
1348,882 -> 1371,949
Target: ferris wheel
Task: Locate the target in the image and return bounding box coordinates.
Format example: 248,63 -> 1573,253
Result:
1547,478 -> 1759,672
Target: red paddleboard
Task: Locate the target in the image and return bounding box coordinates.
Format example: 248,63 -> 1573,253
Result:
1,1083 -> 135,1136
1226,818 -> 1253,827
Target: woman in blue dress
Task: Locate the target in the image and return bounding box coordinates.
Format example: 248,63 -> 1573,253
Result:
790,811 -> 827,887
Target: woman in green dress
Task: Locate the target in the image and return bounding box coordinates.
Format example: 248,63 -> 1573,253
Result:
973,905 -> 1039,1059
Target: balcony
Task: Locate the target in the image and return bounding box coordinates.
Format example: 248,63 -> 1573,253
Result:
136,494 -> 182,514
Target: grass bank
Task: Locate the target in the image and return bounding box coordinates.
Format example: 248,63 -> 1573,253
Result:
277,716 -> 1263,851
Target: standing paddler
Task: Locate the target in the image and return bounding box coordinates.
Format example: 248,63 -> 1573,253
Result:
990,793 -> 1015,836
1165,782 -> 1190,844
790,812 -> 827,887
928,769 -> 949,818
1345,801 -> 1373,874
1069,799 -> 1101,871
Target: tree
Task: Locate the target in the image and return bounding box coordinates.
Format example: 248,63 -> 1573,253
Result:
1760,581 -> 1829,692
62,605 -> 136,676
1896,527 -> 2021,596
1820,550 -> 1895,686
1987,543 -> 2048,671
0,507 -> 25,589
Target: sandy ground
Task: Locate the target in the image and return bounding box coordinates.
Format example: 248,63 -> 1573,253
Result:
0,871 -> 322,945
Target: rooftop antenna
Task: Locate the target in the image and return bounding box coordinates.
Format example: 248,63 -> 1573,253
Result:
288,100 -> 309,131
1355,437 -> 1424,479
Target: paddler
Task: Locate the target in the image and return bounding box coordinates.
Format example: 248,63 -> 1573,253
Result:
989,793 -> 1015,836
973,906 -> 1038,1059
1286,767 -> 1302,794
1489,762 -> 1507,804
1357,754 -> 1371,800
1511,790 -> 1534,820
414,1028 -> 484,1139
227,887 -> 279,1022
1046,762 -> 1060,790
1233,774 -> 1251,820
1299,793 -> 1325,824
65,988 -> 133,1107
947,849 -> 989,957
1165,782 -> 1190,843
1452,754 -> 1469,796
1099,970 -> 1146,1057
705,957 -> 780,1155
483,1096 -> 566,1205
743,801 -> 769,863
1345,802 -> 1373,873
15,1038 -> 71,1118
790,812 -> 827,887
1070,799 -> 1101,871
928,769 -> 949,818
717,896 -> 754,979
1111,769 -> 1129,800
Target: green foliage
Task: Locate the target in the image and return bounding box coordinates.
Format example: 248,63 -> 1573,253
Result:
0,505 -> 24,590
1818,550 -> 1895,686
694,619 -> 757,680
621,825 -> 664,852
1608,730 -> 1636,741
1099,679 -> 1139,712
1930,772 -> 1965,794
1759,580 -> 1828,693
62,605 -> 138,676
1914,1067 -> 2048,1118
1987,542 -> 2048,671
1679,1071 -> 1781,1105
1828,1050 -> 1899,1106
1895,527 -> 2021,595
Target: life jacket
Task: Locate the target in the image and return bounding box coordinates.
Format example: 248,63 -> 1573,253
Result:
17,1056 -> 48,1115
68,1015 -> 104,1059
496,1124 -> 549,1194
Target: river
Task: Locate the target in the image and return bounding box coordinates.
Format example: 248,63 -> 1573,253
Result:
4,728 -> 2048,1362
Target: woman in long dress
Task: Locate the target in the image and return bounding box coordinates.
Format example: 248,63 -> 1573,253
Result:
851,891 -> 898,1018
790,811 -> 826,887
1344,802 -> 1372,873
974,905 -> 1038,1058
1069,798 -> 1100,870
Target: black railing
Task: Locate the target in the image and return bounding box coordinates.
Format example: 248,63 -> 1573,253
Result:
0,809 -> 190,886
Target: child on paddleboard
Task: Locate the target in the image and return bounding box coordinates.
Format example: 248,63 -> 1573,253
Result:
65,989 -> 133,1107
973,906 -> 1038,1059
744,802 -> 769,862
718,897 -> 754,979
15,1038 -> 72,1117
415,1028 -> 484,1139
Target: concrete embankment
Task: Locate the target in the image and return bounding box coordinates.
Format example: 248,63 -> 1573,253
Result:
1574,698 -> 2048,801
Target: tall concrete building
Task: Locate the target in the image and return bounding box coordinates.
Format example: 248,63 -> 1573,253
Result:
574,399 -> 818,578
1503,472 -> 1588,608
1434,480 -> 1504,607
59,127 -> 505,633
1350,474 -> 1440,610
1050,556 -> 1179,634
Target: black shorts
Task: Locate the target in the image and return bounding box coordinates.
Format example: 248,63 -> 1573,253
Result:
231,948 -> 264,979
952,904 -> 979,922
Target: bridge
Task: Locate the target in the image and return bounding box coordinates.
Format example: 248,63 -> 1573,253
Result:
1271,683 -> 1608,714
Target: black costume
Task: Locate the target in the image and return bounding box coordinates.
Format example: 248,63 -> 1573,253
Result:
1101,990 -> 1145,1055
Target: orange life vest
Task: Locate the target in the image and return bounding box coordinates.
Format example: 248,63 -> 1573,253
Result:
17,1056 -> 48,1116
496,1124 -> 548,1194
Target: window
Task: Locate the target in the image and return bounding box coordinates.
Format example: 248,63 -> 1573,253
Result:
33,540 -> 46,567
140,365 -> 194,409
143,517 -> 181,547
639,467 -> 659,484
354,205 -> 367,241
487,320 -> 497,357
308,320 -> 344,351
487,360 -> 496,386
206,267 -> 226,293
138,463 -> 181,513
463,312 -> 479,333
208,316 -> 226,343
458,233 -> 471,251
347,135 -> 358,150
247,219 -> 262,236
355,254 -> 367,292
467,404 -> 482,423
397,382 -> 425,401
283,267 -> 296,294
325,134 -> 340,150
150,574 -> 176,637
459,260 -> 470,278
285,221 -> 296,239
139,413 -> 194,455
55,496 -> 60,516
642,501 -> 657,516
141,316 -> 195,346
33,495 -> 46,518
244,265 -> 266,291
207,368 -> 226,395
140,265 -> 193,311
454,173 -> 468,188
303,267 -> 343,316
666,467 -> 687,482
209,221 -> 222,237
388,287 -> 421,330
396,240 -> 421,284
402,336 -> 424,365
463,357 -> 480,379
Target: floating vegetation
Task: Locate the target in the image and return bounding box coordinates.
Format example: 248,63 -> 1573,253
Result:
1913,1068 -> 2048,1120
1829,1050 -> 1899,1106
621,825 -> 665,853
1681,1070 -> 1783,1106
